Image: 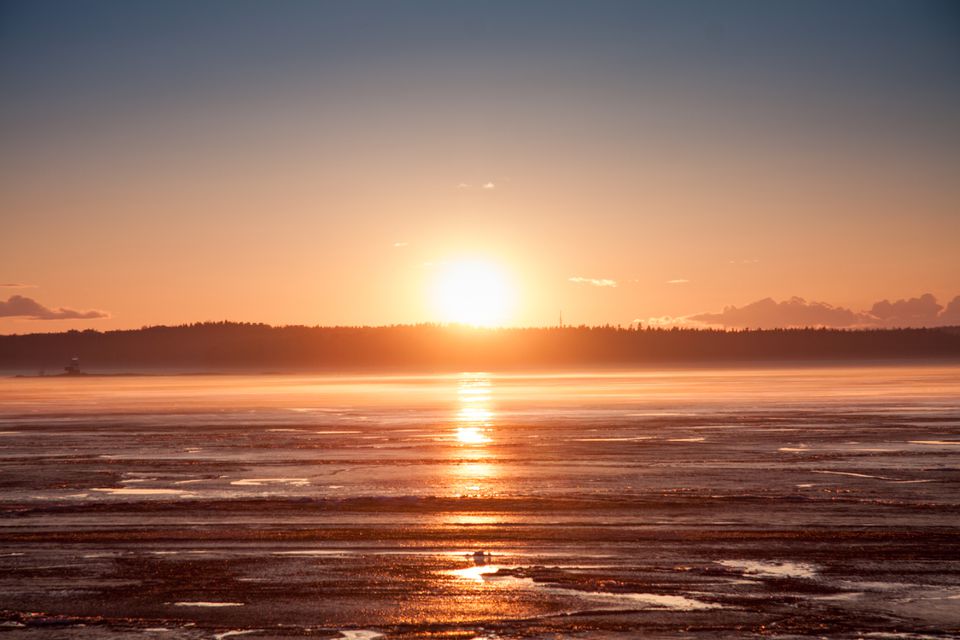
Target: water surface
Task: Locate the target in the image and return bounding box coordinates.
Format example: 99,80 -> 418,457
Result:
1,365 -> 958,638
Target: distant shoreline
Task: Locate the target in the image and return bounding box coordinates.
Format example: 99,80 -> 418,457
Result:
2,322 -> 959,375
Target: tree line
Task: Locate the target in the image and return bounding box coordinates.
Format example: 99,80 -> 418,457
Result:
1,322 -> 958,372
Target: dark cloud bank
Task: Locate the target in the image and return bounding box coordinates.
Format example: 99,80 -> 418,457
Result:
691,293 -> 960,330
0,295 -> 108,320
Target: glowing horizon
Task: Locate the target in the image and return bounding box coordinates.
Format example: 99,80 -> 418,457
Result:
1,1 -> 958,333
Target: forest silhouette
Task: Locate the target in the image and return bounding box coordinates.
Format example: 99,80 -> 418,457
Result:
2,322 -> 959,373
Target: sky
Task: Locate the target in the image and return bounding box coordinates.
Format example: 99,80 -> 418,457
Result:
2,0 -> 958,332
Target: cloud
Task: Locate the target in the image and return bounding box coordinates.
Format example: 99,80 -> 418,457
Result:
940,296 -> 960,325
728,259 -> 760,264
868,293 -> 943,327
664,293 -> 960,330
569,277 -> 617,288
0,295 -> 109,320
0,283 -> 36,288
455,181 -> 497,190
392,242 -> 408,248
643,315 -> 689,328
666,279 -> 689,284
690,297 -> 866,329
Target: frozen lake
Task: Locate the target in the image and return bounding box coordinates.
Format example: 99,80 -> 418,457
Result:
1,365 -> 958,638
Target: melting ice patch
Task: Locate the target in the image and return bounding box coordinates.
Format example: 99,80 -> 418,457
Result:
230,478 -> 309,486
543,585 -> 718,610
718,559 -> 817,579
339,632 -> 384,640
812,470 -> 930,483
447,565 -> 717,610
574,436 -> 653,442
92,488 -> 186,496
214,631 -> 261,640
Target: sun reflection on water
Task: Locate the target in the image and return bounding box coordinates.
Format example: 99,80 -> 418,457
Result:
449,564 -> 501,583
456,425 -> 491,444
450,373 -> 497,494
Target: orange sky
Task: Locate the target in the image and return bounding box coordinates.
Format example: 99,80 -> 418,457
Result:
2,2 -> 958,333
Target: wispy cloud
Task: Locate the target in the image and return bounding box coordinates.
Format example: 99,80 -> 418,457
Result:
0,283 -> 36,288
392,242 -> 408,248
0,295 -> 109,320
569,277 -> 617,288
643,315 -> 687,328
727,259 -> 760,265
666,279 -> 689,284
455,181 -> 497,190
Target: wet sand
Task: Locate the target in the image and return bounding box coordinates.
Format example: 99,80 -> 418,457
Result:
0,366 -> 959,638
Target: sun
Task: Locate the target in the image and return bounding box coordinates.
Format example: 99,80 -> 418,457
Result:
432,259 -> 515,327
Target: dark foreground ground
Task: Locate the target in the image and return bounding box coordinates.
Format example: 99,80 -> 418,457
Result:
0,367 -> 958,638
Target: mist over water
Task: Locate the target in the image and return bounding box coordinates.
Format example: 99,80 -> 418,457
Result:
1,365 -> 959,637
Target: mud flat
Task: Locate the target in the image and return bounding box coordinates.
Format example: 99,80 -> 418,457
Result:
1,366 -> 959,638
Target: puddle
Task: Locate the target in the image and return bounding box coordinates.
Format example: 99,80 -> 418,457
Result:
172,601 -> 244,607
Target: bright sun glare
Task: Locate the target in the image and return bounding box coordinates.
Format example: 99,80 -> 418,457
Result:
433,259 -> 514,327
